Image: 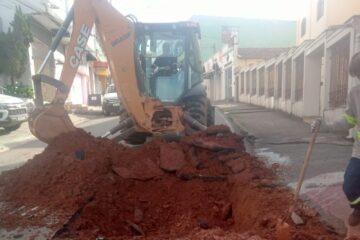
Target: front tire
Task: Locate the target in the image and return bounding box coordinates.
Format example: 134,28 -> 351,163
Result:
102,107 -> 110,116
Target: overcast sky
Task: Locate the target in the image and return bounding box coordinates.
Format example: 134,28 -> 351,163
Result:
111,0 -> 308,22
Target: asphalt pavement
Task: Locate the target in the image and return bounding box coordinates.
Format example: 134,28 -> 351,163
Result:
0,113 -> 120,174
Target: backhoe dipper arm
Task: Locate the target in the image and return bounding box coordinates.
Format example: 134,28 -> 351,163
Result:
54,0 -> 96,104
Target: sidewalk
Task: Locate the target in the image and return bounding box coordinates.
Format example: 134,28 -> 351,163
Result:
71,106 -> 103,116
216,101 -> 356,236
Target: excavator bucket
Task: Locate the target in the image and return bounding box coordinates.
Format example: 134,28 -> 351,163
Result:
27,8 -> 77,144
29,74 -> 76,143
28,105 -> 76,144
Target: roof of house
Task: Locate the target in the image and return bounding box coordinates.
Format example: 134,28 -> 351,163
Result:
237,48 -> 290,60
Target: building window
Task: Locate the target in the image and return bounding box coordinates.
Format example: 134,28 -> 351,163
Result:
240,72 -> 245,94
285,60 -> 292,100
301,18 -> 306,37
251,70 -> 257,95
268,65 -> 275,97
259,68 -> 265,96
225,67 -> 233,100
317,0 -> 324,21
329,36 -> 350,108
235,76 -> 239,99
277,63 -> 283,99
295,54 -> 304,102
246,71 -> 250,95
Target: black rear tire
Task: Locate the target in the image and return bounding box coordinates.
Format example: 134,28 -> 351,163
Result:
102,107 -> 110,116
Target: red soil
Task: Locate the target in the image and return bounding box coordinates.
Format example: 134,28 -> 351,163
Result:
0,125 -> 342,239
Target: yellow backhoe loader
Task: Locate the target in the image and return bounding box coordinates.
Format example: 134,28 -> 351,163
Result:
29,0 -> 214,144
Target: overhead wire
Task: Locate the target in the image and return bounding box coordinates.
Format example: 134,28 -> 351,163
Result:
0,1 -> 14,10
10,0 -> 44,13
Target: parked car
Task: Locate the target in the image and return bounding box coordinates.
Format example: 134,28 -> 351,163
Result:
102,84 -> 122,116
0,94 -> 28,131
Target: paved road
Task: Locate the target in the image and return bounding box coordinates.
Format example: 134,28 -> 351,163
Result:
217,102 -> 352,182
0,114 -> 120,174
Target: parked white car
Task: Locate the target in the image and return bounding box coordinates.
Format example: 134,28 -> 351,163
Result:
102,84 -> 122,116
0,94 -> 28,131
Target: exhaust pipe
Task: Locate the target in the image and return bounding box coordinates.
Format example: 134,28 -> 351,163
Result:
102,118 -> 134,138
183,113 -> 207,131
109,127 -> 136,142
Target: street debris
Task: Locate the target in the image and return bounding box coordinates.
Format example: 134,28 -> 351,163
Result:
291,212 -> 305,225
125,220 -> 145,236
0,125 -> 343,239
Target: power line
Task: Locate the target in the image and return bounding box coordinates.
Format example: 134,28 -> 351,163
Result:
9,0 -> 44,13
0,0 -> 15,9
0,2 -> 14,10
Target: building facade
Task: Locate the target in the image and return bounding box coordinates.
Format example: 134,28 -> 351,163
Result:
201,16 -> 296,104
0,0 -> 107,106
235,15 -> 360,125
297,0 -> 360,44
191,15 -> 296,62
203,46 -> 290,103
203,0 -> 360,126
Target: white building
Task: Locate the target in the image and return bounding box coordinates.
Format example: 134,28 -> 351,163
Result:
203,46 -> 288,103
205,0 -> 360,126
0,0 -> 106,106
235,19 -> 360,126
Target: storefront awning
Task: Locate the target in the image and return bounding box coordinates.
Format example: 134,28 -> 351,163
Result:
95,69 -> 110,76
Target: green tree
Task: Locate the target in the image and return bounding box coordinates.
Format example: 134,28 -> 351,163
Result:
0,6 -> 33,86
4,82 -> 34,98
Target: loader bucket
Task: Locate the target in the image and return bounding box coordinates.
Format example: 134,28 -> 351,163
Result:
28,105 -> 76,143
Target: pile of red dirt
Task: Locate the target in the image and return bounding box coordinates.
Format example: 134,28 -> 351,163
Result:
0,125 -> 342,239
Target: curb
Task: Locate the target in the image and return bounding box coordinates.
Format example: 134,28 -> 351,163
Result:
214,107 -> 236,132
71,110 -> 103,116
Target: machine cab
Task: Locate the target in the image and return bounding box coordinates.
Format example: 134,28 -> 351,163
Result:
135,22 -> 203,103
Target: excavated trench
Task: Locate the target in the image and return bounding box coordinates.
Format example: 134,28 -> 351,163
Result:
0,126 -> 344,239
